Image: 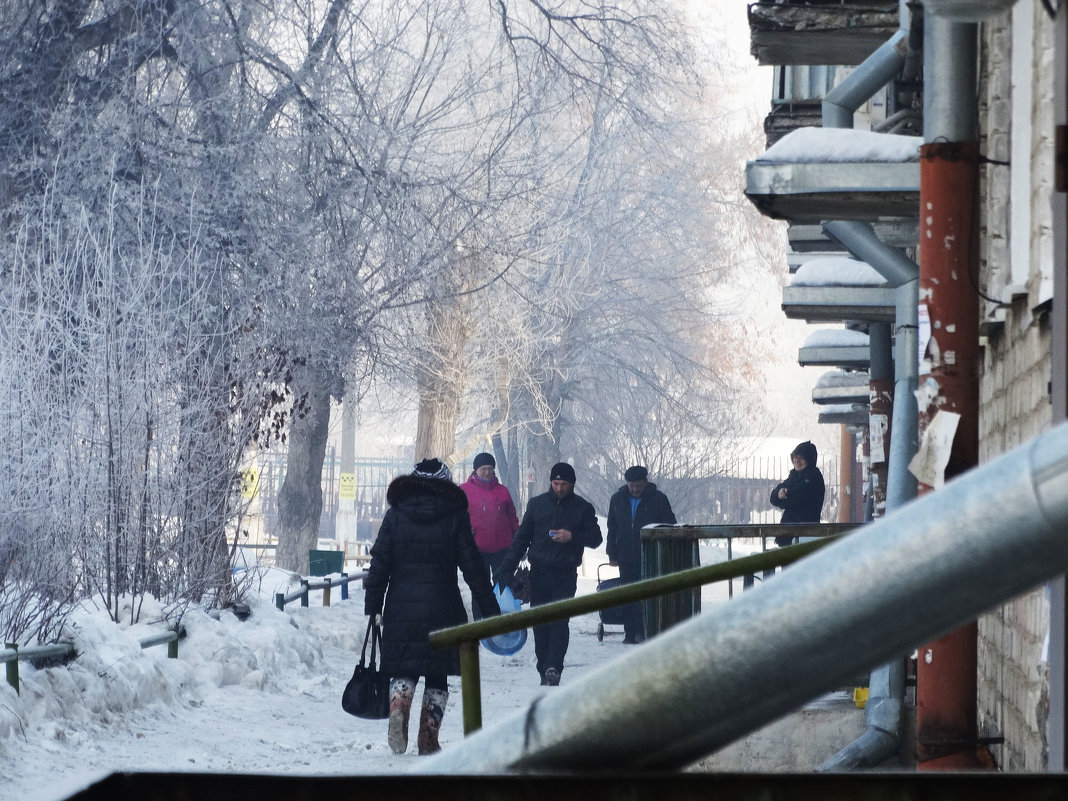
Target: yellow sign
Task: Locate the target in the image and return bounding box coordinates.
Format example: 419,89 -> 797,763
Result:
240,467 -> 260,499
339,472 -> 356,501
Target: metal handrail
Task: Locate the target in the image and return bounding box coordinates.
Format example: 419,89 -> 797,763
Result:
3,627 -> 184,694
430,535 -> 843,735
274,570 -> 368,611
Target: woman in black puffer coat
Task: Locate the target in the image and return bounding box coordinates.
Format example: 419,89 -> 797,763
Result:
769,440 -> 826,547
363,458 -> 499,755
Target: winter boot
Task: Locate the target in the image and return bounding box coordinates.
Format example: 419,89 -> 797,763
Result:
387,677 -> 416,754
416,687 -> 449,755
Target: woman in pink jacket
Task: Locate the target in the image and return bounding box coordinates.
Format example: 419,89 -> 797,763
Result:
461,453 -> 520,593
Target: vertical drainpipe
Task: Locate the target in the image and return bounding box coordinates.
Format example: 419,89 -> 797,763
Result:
817,222 -> 918,771
867,323 -> 894,518
915,14 -> 986,770
810,2 -> 915,771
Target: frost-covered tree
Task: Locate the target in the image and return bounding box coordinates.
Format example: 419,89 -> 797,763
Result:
448,6 -> 774,516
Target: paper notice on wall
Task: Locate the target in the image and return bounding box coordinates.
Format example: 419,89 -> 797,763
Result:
907,410 -> 961,488
870,413 -> 888,463
918,303 -> 931,372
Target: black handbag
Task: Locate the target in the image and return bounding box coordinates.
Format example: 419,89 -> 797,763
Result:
341,619 -> 391,719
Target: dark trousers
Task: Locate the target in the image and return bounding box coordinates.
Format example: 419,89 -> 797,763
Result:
530,567 -> 578,676
472,549 -> 509,620
617,560 -> 644,639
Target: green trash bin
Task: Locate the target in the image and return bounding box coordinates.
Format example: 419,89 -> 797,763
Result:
640,528 -> 701,638
308,549 -> 344,576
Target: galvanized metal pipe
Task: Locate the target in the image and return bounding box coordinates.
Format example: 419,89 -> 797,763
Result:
416,423 -> 1068,774
822,281 -> 917,771
887,279 -> 919,511
822,30 -> 908,128
867,322 -> 894,518
822,221 -> 918,288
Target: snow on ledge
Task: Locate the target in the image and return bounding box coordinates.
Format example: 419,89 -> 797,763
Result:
790,257 -> 888,287
803,328 -> 870,348
756,128 -> 921,164
819,403 -> 866,415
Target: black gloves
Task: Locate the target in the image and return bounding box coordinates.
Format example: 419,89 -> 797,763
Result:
493,572 -> 514,593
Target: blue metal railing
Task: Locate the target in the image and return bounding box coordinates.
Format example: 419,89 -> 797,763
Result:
273,570 -> 367,611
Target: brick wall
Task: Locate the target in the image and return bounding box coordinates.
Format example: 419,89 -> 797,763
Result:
975,2 -> 1055,771
977,300 -> 1052,771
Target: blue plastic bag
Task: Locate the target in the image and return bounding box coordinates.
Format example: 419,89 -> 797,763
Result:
481,583 -> 527,655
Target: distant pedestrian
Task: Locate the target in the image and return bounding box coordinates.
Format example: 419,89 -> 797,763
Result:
460,452 -> 519,592
606,465 -> 676,644
363,458 -> 500,755
770,441 -> 826,547
495,462 -> 602,686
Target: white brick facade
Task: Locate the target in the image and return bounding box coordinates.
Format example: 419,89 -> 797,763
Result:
975,1 -> 1056,771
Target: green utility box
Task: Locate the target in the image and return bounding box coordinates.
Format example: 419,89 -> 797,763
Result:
308,549 -> 344,576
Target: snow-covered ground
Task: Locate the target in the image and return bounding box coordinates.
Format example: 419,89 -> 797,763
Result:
0,538 -> 759,801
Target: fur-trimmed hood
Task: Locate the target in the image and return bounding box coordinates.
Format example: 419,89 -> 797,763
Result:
386,473 -> 468,524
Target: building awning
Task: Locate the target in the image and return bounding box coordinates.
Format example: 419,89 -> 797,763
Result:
783,256 -> 897,323
798,344 -> 869,369
746,161 -> 920,222
783,285 -> 897,323
818,404 -> 870,427
812,370 -> 870,405
745,128 -> 921,223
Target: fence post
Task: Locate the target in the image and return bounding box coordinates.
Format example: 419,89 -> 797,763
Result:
300,580 -> 310,608
168,631 -> 179,659
275,592 -> 285,611
323,581 -> 332,607
459,640 -> 482,735
5,643 -> 18,694
341,572 -> 349,601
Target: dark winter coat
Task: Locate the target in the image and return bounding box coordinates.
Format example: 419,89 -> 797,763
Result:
606,482 -> 677,566
363,474 -> 500,678
496,488 -> 602,581
770,465 -> 826,524
460,473 -> 519,554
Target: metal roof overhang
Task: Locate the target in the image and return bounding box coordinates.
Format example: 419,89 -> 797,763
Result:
782,285 -> 897,323
797,345 -> 870,369
813,383 -> 870,405
745,160 -> 920,222
818,407 -> 870,426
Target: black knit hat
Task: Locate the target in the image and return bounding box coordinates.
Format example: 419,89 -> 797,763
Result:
413,458 -> 452,481
473,452 -> 495,470
624,465 -> 648,482
550,462 -> 576,484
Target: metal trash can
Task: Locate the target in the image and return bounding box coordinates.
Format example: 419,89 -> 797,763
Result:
308,549 -> 344,576
639,525 -> 701,637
